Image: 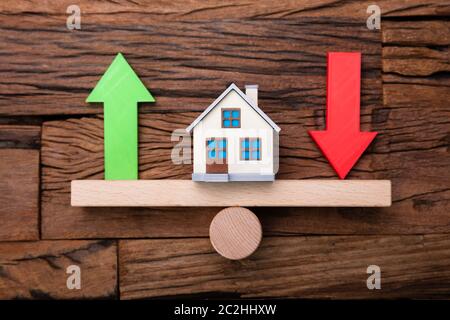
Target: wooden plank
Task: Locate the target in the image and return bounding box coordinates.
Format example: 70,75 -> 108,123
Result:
119,234 -> 450,299
382,20 -> 449,89
0,125 -> 41,149
0,0 -> 447,20
0,18 -> 380,116
0,240 -> 117,299
382,20 -> 450,77
382,20 -> 450,47
0,149 -> 39,241
382,73 -> 450,87
383,46 -> 449,76
383,82 -> 449,108
71,180 -> 391,207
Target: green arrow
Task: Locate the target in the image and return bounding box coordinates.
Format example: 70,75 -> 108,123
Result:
86,53 -> 155,180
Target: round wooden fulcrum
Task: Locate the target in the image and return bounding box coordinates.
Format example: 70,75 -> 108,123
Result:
209,207 -> 262,260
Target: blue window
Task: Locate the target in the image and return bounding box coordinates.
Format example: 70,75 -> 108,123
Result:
218,139 -> 226,148
206,138 -> 227,163
240,138 -> 261,161
207,140 -> 215,148
222,109 -> 240,128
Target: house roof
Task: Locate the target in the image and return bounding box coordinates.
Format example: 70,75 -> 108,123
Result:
186,83 -> 281,133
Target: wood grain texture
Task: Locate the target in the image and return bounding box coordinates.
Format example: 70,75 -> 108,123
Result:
382,20 -> 449,92
383,46 -> 449,76
0,125 -> 41,149
382,20 -> 450,47
0,17 -> 380,116
1,0 -> 449,301
0,240 -> 117,299
119,234 -> 450,299
0,149 -> 39,241
210,207 -> 262,260
71,180 -> 391,207
1,0 -> 448,20
382,20 -> 450,76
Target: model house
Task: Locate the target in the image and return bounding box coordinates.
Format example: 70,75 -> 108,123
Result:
186,83 -> 280,182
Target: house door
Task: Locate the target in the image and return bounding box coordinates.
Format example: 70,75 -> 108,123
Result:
206,138 -> 228,174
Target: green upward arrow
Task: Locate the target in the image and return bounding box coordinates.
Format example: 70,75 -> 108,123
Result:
87,53 -> 155,180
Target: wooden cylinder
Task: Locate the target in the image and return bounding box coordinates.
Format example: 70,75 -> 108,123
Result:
209,207 -> 262,260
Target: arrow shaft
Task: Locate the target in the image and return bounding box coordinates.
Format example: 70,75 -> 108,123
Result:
326,52 -> 361,132
104,100 -> 138,180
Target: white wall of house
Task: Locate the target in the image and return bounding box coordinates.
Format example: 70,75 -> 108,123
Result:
193,90 -> 275,175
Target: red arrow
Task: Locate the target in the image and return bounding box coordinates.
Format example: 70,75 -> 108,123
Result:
309,52 -> 377,179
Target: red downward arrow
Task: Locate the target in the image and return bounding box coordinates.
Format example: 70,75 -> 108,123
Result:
309,52 -> 377,179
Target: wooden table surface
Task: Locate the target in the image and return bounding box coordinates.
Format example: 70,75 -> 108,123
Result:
0,0 -> 449,299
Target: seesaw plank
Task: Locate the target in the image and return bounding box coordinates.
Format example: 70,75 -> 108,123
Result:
71,180 -> 391,207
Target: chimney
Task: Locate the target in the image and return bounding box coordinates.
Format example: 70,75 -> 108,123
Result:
245,84 -> 258,106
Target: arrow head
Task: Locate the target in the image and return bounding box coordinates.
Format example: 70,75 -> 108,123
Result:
86,53 -> 155,104
309,130 -> 377,179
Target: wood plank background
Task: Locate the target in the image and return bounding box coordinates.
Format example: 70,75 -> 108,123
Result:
0,240 -> 117,299
0,0 -> 449,299
119,235 -> 450,299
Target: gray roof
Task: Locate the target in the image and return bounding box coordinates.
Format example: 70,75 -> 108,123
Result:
186,83 -> 281,133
